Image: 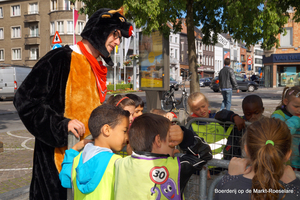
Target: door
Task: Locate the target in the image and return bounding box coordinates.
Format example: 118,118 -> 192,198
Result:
235,76 -> 247,90
0,68 -> 14,97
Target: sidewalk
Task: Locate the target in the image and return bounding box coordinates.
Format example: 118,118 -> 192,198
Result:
0,129 -> 33,200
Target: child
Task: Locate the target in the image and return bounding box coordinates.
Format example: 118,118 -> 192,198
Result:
271,86 -> 300,170
215,94 -> 265,160
187,92 -> 232,160
214,118 -> 300,200
59,104 -> 130,199
125,93 -> 144,118
114,113 -> 212,199
106,94 -> 136,126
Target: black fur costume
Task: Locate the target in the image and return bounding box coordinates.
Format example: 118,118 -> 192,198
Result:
13,8 -> 132,200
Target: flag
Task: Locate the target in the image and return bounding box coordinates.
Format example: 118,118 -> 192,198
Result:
73,9 -> 79,44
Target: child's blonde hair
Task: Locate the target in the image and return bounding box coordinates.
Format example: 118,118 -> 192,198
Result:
187,92 -> 209,108
276,86 -> 300,111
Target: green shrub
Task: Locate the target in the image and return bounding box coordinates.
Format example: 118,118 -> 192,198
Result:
107,84 -> 133,91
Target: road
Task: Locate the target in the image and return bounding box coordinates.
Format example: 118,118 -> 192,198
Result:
0,86 -> 283,199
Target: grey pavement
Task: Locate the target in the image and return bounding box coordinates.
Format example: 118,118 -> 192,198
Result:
0,86 -> 284,199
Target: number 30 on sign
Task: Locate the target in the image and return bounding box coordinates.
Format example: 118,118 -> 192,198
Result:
149,166 -> 169,185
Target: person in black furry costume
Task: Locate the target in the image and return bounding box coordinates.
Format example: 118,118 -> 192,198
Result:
13,8 -> 133,200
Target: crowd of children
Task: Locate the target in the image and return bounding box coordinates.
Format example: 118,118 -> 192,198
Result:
58,86 -> 300,199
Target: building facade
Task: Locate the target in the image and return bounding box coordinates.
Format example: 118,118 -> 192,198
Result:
263,9 -> 300,88
0,0 -> 86,67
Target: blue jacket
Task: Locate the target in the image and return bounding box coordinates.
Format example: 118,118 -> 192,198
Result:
272,108 -> 300,168
59,143 -> 117,192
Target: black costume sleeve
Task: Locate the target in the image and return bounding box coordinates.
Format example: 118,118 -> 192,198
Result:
13,47 -> 72,147
178,128 -> 212,195
215,109 -> 239,123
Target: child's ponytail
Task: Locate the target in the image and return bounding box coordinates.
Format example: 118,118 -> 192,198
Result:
243,118 -> 292,200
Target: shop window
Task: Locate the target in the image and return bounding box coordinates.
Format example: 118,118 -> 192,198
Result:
280,28 -> 293,47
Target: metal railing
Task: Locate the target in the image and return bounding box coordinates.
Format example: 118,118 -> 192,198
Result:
66,116 -> 300,200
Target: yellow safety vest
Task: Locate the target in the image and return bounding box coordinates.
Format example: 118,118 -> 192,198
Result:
71,152 -> 121,200
114,154 -> 182,200
191,122 -> 233,159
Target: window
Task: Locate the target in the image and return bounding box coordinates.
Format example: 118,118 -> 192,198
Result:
29,3 -> 38,14
11,26 -> 21,38
12,48 -> 21,60
181,42 -> 184,51
169,36 -> 172,43
0,7 -> 3,18
64,0 -> 70,10
30,25 -> 38,37
30,48 -> 38,60
175,37 -> 177,43
0,49 -> 4,61
50,22 -> 55,35
175,49 -> 178,59
255,58 -> 263,64
67,21 -> 73,33
57,21 -> 64,34
280,27 -> 293,47
11,5 -> 21,16
181,54 -> 184,62
0,28 -> 3,39
255,50 -> 263,56
170,48 -> 174,57
51,0 -> 57,11
78,22 -> 84,34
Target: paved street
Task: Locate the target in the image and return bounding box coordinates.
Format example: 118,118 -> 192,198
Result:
0,86 -> 283,199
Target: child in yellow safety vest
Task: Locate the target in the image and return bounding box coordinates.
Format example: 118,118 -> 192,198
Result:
187,92 -> 232,160
114,113 -> 212,200
59,104 -> 130,200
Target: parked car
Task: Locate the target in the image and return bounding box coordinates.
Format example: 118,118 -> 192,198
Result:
0,64 -> 32,99
199,77 -> 212,87
210,76 -> 258,92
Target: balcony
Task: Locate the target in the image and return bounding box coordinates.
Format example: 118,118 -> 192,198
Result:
170,57 -> 179,64
24,34 -> 40,45
24,11 -> 40,22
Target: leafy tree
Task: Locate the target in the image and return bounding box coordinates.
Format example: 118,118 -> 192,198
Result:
72,0 -> 300,93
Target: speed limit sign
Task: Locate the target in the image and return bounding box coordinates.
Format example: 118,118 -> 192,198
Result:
247,56 -> 252,65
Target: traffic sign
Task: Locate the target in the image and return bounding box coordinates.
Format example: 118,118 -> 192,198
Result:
52,31 -> 62,44
247,55 -> 252,65
52,44 -> 62,50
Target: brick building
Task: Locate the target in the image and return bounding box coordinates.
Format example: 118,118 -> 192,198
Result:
263,8 -> 300,87
0,0 -> 86,67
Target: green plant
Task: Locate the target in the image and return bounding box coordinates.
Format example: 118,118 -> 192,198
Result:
107,83 -> 133,91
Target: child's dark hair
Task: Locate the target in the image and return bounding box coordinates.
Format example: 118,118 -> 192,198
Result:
106,94 -> 135,109
129,113 -> 171,152
88,104 -> 130,139
276,86 -> 300,111
242,95 -> 263,109
242,117 -> 291,200
125,93 -> 144,108
150,108 -> 168,116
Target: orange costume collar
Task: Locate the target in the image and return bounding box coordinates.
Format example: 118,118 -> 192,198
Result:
77,41 -> 107,103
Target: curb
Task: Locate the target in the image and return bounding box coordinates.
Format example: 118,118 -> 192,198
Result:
0,111 -> 17,115
0,185 -> 29,200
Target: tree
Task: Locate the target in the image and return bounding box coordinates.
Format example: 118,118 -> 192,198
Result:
72,0 -> 300,94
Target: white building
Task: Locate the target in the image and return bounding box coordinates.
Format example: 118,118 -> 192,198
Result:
169,24 -> 180,82
214,33 -> 230,77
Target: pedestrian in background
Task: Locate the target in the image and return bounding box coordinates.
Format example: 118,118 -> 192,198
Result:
218,58 -> 240,110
